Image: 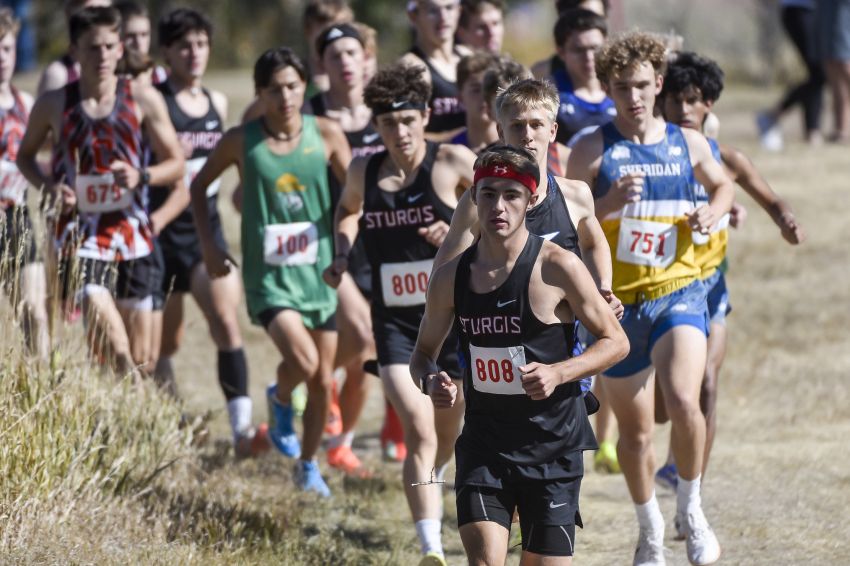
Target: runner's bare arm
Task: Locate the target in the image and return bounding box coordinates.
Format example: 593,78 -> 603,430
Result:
559,178 -> 612,290
719,143 -> 805,244
324,156 -> 367,289
447,143 -> 476,200
524,247 -> 628,394
135,84 -> 185,187
432,187 -> 478,271
191,126 -> 243,276
318,116 -> 352,187
36,61 -> 68,96
16,92 -> 59,191
566,129 -> 620,218
410,258 -> 459,408
683,128 -> 734,234
149,178 -> 191,236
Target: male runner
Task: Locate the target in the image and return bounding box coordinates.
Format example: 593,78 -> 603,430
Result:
37,0 -> 111,95
325,63 -> 475,565
411,144 -> 628,565
451,50 -> 500,153
310,21 -> 385,472
655,51 -> 806,492
149,8 -> 268,458
18,6 -> 184,376
303,0 -> 354,96
115,0 -> 167,85
456,0 -> 505,54
568,32 -> 734,565
0,8 -> 48,358
400,0 -> 470,140
531,9 -> 615,146
191,47 -> 350,496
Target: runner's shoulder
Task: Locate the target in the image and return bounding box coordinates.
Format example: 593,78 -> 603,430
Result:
429,252 -> 462,302
539,238 -> 585,282
555,175 -> 594,213
208,88 -> 228,120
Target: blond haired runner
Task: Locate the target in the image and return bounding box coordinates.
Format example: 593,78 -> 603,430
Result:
568,32 -> 734,566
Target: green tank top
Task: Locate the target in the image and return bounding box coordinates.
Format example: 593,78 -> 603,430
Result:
241,115 -> 337,324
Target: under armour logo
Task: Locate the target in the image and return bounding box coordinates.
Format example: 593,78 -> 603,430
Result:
327,28 -> 344,39
494,166 -> 508,175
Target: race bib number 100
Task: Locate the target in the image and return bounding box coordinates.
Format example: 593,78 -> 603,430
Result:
0,160 -> 27,205
380,259 -> 433,307
263,222 -> 318,266
469,344 -> 526,395
75,173 -> 134,213
616,217 -> 677,268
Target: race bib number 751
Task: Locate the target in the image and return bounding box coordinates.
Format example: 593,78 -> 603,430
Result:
616,217 -> 677,268
469,344 -> 526,395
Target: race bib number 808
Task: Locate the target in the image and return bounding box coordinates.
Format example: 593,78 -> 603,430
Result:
469,344 -> 526,395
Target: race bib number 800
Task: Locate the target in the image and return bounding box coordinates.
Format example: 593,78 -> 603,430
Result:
380,259 -> 433,307
263,222 -> 318,266
616,217 -> 677,268
469,344 -> 526,395
75,173 -> 134,213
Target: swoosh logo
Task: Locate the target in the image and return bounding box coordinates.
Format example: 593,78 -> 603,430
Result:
496,299 -> 516,308
549,501 -> 568,509
392,100 -> 407,109
363,133 -> 380,144
205,120 -> 219,130
540,231 -> 560,241
408,193 -> 424,203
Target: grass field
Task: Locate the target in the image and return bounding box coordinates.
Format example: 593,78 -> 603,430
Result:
2,70 -> 849,565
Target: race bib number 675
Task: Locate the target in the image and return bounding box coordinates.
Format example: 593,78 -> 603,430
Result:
616,217 -> 677,268
75,173 -> 134,213
469,344 -> 526,395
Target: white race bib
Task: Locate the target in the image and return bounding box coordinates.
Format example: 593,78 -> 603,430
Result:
380,259 -> 433,307
75,173 -> 134,213
263,222 -> 318,266
185,157 -> 221,198
617,217 -> 677,268
469,344 -> 526,395
691,213 -> 730,245
0,160 -> 27,205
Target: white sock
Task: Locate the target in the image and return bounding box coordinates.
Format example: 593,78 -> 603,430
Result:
635,493 -> 664,532
414,518 -> 443,556
677,475 -> 701,516
227,396 -> 253,441
327,430 -> 355,449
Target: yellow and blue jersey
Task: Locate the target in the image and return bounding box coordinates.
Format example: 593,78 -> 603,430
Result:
595,122 -> 701,304
692,138 -> 729,279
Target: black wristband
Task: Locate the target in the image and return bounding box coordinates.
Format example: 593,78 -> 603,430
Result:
420,374 -> 431,395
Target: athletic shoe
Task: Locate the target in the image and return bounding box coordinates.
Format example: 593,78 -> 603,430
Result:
327,444 -> 367,476
633,527 -> 666,566
234,423 -> 271,459
674,512 -> 687,541
294,459 -> 331,497
325,381 -> 343,437
685,510 -> 721,565
417,551 -> 447,566
594,440 -> 621,473
381,399 -> 407,462
655,463 -> 678,492
291,383 -> 307,417
756,112 -> 783,152
267,384 -> 301,458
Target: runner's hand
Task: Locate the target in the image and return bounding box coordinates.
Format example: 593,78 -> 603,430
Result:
426,372 -> 457,408
418,221 -> 450,247
600,288 -> 624,320
47,183 -> 76,215
729,202 -> 747,229
203,246 -> 238,279
520,362 -> 563,400
685,204 -> 717,234
110,161 -> 141,189
779,212 -> 806,245
322,256 -> 348,288
603,172 -> 644,210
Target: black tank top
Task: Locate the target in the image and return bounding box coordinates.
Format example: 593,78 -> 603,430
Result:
526,173 -> 581,258
453,234 -> 596,479
409,46 -> 465,134
150,82 -> 224,246
360,142 -> 454,321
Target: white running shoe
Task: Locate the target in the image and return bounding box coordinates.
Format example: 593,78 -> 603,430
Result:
686,510 -> 721,565
633,527 -> 666,566
756,112 -> 784,152
674,512 -> 686,541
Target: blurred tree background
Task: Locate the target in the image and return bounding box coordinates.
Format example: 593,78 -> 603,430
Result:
28,0 -> 796,86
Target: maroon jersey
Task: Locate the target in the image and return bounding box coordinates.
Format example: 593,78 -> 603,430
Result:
52,78 -> 152,261
0,86 -> 30,209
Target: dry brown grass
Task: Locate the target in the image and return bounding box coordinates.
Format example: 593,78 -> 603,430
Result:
2,71 -> 849,565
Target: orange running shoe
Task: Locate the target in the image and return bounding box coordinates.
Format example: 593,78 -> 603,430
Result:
235,423 -> 271,459
327,444 -> 371,477
380,399 -> 407,462
325,381 -> 343,437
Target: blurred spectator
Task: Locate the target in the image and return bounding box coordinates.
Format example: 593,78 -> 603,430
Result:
757,0 -> 824,150
817,0 -> 850,143
0,0 -> 35,71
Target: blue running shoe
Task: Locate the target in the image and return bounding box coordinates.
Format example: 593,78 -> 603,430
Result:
655,462 -> 678,492
266,384 -> 301,458
294,460 -> 331,497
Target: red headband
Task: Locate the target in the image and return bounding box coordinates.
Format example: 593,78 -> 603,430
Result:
473,164 -> 538,194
